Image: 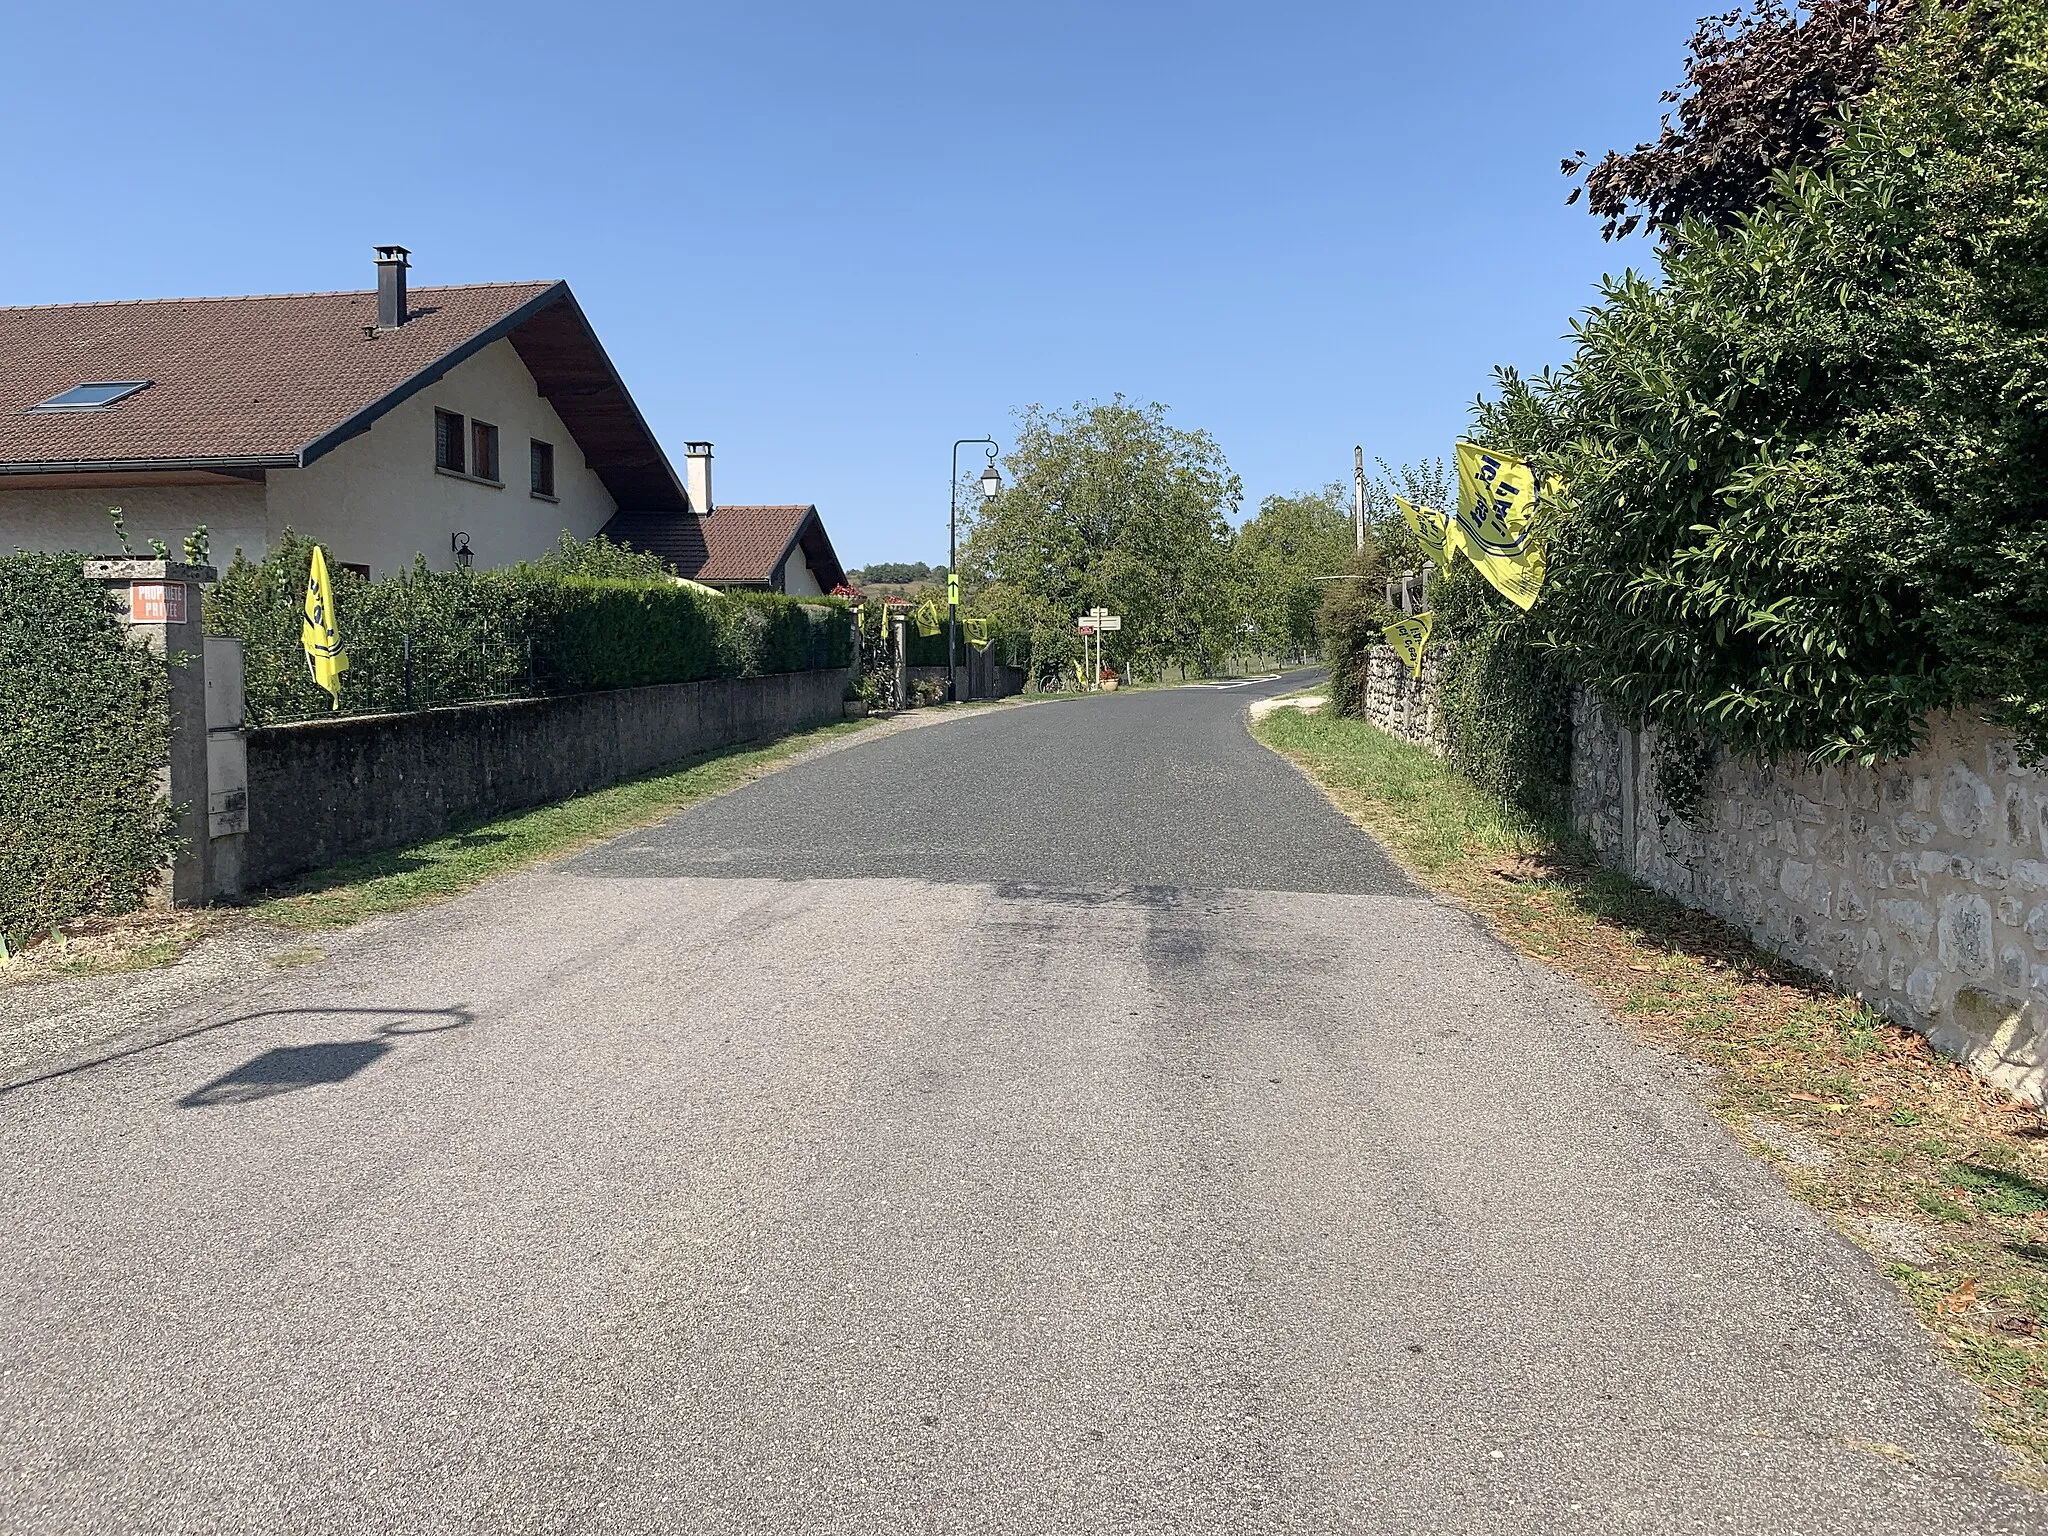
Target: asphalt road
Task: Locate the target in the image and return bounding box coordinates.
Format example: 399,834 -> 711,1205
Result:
1,674 -> 2038,1533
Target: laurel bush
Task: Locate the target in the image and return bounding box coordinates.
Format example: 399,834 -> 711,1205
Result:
1483,0 -> 2048,765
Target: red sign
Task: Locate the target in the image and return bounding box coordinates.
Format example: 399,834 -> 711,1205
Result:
130,582 -> 187,624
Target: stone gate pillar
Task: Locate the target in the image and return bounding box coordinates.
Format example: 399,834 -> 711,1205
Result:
83,558 -> 220,906
891,610 -> 909,710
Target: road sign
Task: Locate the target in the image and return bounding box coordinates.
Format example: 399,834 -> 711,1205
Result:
1075,610 -> 1122,688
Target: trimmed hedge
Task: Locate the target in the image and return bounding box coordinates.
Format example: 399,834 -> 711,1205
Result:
208,533 -> 852,725
0,553 -> 178,942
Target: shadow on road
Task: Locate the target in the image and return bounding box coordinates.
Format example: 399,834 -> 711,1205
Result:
180,1039 -> 393,1107
2,1006 -> 471,1101
176,1008 -> 468,1109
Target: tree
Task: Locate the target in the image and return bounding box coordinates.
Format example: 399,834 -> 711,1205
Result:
850,561 -> 933,586
1563,0 -> 1915,240
960,399 -> 1241,682
1233,486 -> 1356,659
1360,456 -> 1454,577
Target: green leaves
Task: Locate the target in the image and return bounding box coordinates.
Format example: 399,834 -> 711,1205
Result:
959,399 -> 1244,682
206,533 -> 852,725
0,554 -> 178,940
1473,0 -> 2048,764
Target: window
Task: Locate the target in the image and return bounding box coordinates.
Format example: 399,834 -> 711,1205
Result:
435,409 -> 465,474
30,380 -> 151,413
471,420 -> 500,483
530,439 -> 555,498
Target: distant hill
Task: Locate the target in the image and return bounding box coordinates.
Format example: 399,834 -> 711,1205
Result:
847,561 -> 947,596
849,561 -> 944,585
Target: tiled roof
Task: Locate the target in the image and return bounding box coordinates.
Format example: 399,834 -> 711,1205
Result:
601,504 -> 846,590
697,505 -> 814,583
0,282 -> 558,467
599,509 -> 712,575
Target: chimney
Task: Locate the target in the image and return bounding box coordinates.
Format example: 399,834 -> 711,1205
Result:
374,245 -> 410,329
685,441 -> 713,516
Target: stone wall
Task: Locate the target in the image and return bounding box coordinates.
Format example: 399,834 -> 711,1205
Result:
1571,692 -> 2047,1105
242,667 -> 850,889
1362,643 -> 1449,755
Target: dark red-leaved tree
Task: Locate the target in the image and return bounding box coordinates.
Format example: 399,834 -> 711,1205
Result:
1564,0 -> 1917,240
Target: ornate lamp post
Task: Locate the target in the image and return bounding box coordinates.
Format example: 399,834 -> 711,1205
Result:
949,438 -> 1001,702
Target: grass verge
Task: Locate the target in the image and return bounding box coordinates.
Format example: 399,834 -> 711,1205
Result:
0,911 -> 220,982
252,718 -> 877,930
1254,705 -> 2048,1483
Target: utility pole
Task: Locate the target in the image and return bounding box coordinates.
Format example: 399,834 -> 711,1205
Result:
1354,445 -> 1366,555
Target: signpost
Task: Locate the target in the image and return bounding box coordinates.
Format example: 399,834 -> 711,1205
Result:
1076,606 -> 1121,690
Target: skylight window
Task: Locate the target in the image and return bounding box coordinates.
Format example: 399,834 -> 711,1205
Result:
29,380 -> 152,412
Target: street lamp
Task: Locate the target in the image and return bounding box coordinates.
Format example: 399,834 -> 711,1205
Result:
949,437 -> 1000,703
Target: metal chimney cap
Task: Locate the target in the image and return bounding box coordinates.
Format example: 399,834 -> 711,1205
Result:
374,245 -> 411,263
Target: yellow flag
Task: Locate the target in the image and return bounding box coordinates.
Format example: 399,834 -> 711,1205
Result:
1382,610 -> 1434,679
914,595 -> 941,637
300,544 -> 349,709
963,615 -> 990,650
1395,494 -> 1455,567
1452,441 -> 1546,610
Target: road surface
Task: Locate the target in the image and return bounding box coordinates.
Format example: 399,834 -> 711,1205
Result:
1,675 -> 2037,1533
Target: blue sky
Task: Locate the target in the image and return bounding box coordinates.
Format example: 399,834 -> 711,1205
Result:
1,1 -> 1699,568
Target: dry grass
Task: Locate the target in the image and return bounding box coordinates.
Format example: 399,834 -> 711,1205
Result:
1256,706 -> 2048,1481
0,909 -> 222,982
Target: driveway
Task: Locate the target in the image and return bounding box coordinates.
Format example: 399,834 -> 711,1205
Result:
0,675 -> 2036,1533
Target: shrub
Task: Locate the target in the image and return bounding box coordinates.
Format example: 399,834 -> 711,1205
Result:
207,533 -> 851,724
1320,544 -> 1387,717
1483,2 -> 2048,764
0,553 -> 178,941
1438,610 -> 1573,821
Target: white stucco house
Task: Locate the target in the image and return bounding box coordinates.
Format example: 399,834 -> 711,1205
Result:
0,247 -> 845,591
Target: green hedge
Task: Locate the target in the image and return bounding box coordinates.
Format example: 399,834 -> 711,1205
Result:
0,553 -> 178,942
208,533 -> 852,725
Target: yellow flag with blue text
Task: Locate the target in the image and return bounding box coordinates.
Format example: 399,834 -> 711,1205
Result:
1451,441 -> 1547,610
1395,494 -> 1454,567
1382,610 -> 1433,679
914,595 -> 942,637
300,544 -> 349,709
963,615 -> 990,650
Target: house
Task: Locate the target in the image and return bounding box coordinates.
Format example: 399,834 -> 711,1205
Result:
0,247 -> 689,576
602,446 -> 846,594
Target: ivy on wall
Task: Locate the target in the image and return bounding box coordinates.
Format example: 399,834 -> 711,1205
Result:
0,553 -> 178,942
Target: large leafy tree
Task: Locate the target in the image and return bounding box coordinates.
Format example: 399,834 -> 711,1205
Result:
1232,486 -> 1353,658
1564,0 -> 1915,240
961,399 -> 1241,681
1505,0 -> 2048,763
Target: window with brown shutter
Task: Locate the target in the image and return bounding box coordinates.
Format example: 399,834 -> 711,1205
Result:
435,409 -> 465,474
471,420 -> 500,483
530,439 -> 555,498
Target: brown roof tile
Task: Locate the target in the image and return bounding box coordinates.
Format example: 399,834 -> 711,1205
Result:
696,505 -> 814,583
0,282 -> 558,467
602,504 -> 846,590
